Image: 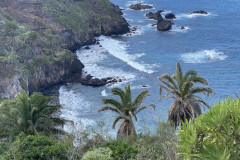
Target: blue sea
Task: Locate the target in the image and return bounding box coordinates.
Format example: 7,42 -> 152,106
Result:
59,0 -> 240,134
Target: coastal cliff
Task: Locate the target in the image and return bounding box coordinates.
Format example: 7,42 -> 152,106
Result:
0,0 -> 129,98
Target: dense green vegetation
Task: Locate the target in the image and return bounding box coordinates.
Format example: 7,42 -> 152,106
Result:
0,90 -> 65,142
0,12 -> 72,78
2,133 -> 69,160
178,98 -> 240,159
42,0 -> 122,31
0,63 -> 239,159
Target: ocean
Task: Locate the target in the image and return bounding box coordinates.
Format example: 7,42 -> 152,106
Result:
59,0 -> 240,134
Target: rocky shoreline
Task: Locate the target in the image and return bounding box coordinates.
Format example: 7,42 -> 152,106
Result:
0,0 -> 130,99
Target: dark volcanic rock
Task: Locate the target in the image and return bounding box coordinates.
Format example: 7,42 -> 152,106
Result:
80,75 -> 120,87
129,3 -> 153,10
190,10 -> 208,15
82,78 -> 107,87
85,46 -> 90,49
146,10 -> 164,21
165,13 -> 176,20
157,20 -> 173,32
28,55 -> 84,93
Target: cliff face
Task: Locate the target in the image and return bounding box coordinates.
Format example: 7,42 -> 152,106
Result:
0,0 -> 129,98
0,0 -> 129,51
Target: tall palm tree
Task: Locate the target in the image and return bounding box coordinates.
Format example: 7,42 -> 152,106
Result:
98,85 -> 155,138
159,63 -> 214,129
0,90 -> 65,142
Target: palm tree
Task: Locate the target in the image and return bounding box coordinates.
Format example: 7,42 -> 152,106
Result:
159,63 -> 214,129
98,85 -> 155,138
0,90 -> 65,141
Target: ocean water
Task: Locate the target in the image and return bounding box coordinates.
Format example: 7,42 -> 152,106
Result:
59,0 -> 240,133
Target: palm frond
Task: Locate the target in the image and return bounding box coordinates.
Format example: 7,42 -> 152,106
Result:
98,106 -> 122,115
175,62 -> 184,90
159,77 -> 177,91
160,74 -> 178,89
181,81 -> 195,98
132,90 -> 149,109
111,87 -> 125,102
135,104 -> 156,115
188,76 -> 208,85
112,116 -> 125,129
102,98 -> 123,111
184,70 -> 197,81
189,87 -> 214,96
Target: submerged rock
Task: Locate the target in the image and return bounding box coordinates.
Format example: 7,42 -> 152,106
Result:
129,3 -> 153,10
190,10 -> 208,15
165,13 -> 176,20
85,46 -> 90,49
157,20 -> 173,32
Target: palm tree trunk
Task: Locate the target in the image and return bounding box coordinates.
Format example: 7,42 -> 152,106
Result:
117,118 -> 136,138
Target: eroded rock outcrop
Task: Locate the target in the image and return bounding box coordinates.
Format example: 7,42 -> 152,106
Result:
165,13 -> 176,20
146,10 -> 164,21
157,20 -> 173,32
129,3 -> 153,10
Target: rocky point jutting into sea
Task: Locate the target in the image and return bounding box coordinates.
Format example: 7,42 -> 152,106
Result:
0,0 -> 129,99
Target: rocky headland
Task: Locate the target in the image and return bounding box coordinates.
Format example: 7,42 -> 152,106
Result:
0,0 -> 129,98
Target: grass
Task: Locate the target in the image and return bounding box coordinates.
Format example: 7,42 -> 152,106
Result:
42,0 -> 123,31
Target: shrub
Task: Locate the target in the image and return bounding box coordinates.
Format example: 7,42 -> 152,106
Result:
0,142 -> 8,157
104,141 -> 138,160
66,121 -> 111,158
177,98 -> 240,159
134,120 -> 178,160
4,133 -> 69,160
82,147 -> 113,160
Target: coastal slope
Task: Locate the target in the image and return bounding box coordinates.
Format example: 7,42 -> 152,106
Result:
0,0 -> 129,98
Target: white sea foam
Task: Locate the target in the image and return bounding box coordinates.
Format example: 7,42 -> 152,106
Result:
101,89 -> 108,97
171,25 -> 190,33
132,53 -> 145,59
176,12 -> 212,19
77,44 -> 135,80
181,49 -> 227,63
126,0 -> 144,7
59,87 -> 96,132
160,10 -> 172,16
97,36 -> 155,73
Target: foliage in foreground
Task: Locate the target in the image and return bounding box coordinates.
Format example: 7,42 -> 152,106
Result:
0,90 -> 65,142
82,147 -> 113,160
2,133 -> 69,160
79,120 -> 178,160
104,141 -> 138,159
177,98 -> 240,160
99,85 -> 155,138
159,62 -> 214,129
